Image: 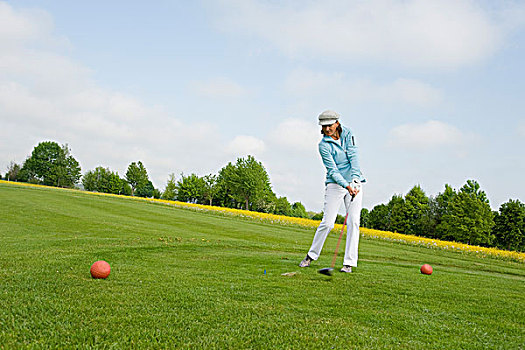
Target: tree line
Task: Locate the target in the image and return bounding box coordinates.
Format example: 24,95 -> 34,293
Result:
3,141 -> 308,219
3,141 -> 524,253
361,181 -> 525,252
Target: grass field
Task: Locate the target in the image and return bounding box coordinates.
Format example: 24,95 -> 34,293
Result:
1,181 -> 524,349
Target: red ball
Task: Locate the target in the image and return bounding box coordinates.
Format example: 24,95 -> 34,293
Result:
90,260 -> 111,279
420,264 -> 433,275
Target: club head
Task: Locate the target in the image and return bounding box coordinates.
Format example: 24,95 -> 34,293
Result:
318,267 -> 334,276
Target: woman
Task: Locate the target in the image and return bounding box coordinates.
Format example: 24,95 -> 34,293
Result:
299,110 -> 366,273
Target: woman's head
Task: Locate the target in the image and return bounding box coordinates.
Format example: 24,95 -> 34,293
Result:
321,121 -> 342,137
318,110 -> 342,138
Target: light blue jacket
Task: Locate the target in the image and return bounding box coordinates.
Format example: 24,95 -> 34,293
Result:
319,126 -> 366,188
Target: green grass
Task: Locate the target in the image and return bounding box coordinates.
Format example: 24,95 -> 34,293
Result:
1,182 -> 524,349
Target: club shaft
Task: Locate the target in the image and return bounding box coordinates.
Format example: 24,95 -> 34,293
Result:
330,212 -> 348,268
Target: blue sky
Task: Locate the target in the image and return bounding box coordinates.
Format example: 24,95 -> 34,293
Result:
1,0 -> 524,212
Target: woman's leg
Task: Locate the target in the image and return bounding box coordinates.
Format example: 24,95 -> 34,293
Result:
343,186 -> 363,267
307,184 -> 347,261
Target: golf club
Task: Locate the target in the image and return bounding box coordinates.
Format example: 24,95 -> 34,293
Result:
318,211 -> 349,276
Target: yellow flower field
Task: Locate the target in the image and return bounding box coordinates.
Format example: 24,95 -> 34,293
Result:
155,197 -> 525,262
2,180 -> 524,262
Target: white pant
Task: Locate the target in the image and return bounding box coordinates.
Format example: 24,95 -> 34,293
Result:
307,183 -> 363,267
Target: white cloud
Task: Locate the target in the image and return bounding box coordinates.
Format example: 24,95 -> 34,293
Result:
190,77 -> 245,98
384,79 -> 442,106
269,118 -> 319,152
212,0 -> 521,68
0,3 -> 229,189
284,68 -> 442,107
284,69 -> 344,96
387,120 -> 466,150
0,2 -> 56,48
226,135 -> 265,157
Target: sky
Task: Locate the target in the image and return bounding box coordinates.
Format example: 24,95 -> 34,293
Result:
1,0 -> 524,212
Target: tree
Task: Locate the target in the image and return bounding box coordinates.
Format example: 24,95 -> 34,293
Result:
291,202 -> 308,218
310,211 -> 324,221
368,204 -> 389,231
387,194 -> 408,233
418,196 -> 440,238
360,208 -> 370,228
136,180 -> 155,198
433,184 -> 457,239
162,173 -> 178,201
252,187 -> 276,213
460,179 -> 488,203
435,184 -> 456,213
493,199 -> 525,251
121,182 -> 132,196
5,161 -> 21,181
368,195 -> 409,233
125,161 -> 149,196
107,172 -> 126,194
273,196 -> 292,216
439,183 -> 494,246
82,168 -> 101,191
19,141 -> 81,188
219,156 -> 274,211
56,145 -> 82,187
404,185 -> 429,236
176,173 -> 205,203
202,174 -> 219,206
336,214 -> 346,224
216,163 -> 240,208
152,188 -> 162,199
83,167 -> 126,194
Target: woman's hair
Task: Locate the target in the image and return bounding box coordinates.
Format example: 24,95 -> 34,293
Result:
321,122 -> 342,136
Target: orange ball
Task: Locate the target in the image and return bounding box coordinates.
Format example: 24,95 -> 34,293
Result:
90,260 -> 111,279
420,264 -> 433,275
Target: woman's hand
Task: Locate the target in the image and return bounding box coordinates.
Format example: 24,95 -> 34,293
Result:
346,185 -> 360,196
346,179 -> 361,196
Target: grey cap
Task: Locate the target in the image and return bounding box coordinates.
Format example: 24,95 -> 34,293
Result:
318,110 -> 340,125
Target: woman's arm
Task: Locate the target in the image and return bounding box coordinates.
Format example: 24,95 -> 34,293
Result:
345,130 -> 362,181
319,142 -> 350,188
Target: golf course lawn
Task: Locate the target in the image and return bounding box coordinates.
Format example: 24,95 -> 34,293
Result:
1,181 -> 524,349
